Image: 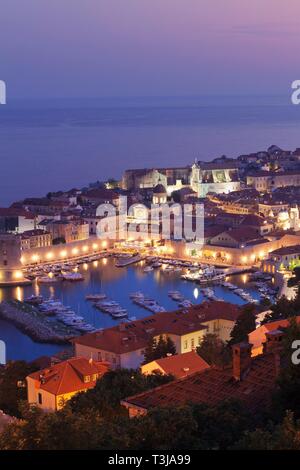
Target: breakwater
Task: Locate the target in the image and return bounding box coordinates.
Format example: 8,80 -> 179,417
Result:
0,301 -> 75,344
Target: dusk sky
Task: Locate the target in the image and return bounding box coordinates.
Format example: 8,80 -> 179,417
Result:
1,0 -> 299,99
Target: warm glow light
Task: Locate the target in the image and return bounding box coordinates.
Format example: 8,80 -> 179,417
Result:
259,251 -> 265,259
46,252 -> 54,260
102,258 -> 107,266
82,245 -> 88,253
101,241 -> 107,248
31,254 -> 39,262
14,270 -> 23,280
241,255 -> 247,263
15,286 -> 22,302
93,260 -> 98,267
60,250 -> 67,258
72,248 -> 79,255
83,263 -> 88,271
92,243 -> 98,250
20,256 -> 25,264
48,272 -> 54,279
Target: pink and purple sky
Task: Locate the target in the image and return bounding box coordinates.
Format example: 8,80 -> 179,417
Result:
0,0 -> 299,99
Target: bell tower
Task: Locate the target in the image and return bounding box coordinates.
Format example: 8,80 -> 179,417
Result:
190,159 -> 201,196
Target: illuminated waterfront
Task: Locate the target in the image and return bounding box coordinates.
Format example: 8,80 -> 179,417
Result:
0,257 -> 261,361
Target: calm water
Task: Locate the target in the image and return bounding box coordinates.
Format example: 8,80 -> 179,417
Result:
0,258 -> 260,361
1,95 -> 300,205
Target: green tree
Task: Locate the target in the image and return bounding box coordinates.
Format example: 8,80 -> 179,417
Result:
233,412 -> 300,450
0,361 -> 36,416
228,304 -> 256,345
143,335 -> 176,364
196,333 -> 230,367
272,317 -> 300,419
68,368 -> 173,417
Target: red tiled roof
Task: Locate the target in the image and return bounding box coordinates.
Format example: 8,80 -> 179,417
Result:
72,302 -> 241,355
122,352 -> 281,413
217,227 -> 263,243
83,189 -> 119,200
27,357 -> 109,396
270,245 -> 300,256
147,351 -> 210,379
249,317 -> 300,352
0,207 -> 35,219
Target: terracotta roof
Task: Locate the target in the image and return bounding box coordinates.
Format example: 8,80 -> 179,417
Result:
72,302 -> 241,355
249,317 -> 300,352
27,357 -> 109,396
83,189 -> 119,200
216,227 -> 263,243
122,352 -> 281,413
0,207 -> 35,219
270,245 -> 300,256
146,351 -> 210,379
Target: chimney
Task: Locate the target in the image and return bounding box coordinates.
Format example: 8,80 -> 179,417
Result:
232,342 -> 252,381
263,329 -> 284,354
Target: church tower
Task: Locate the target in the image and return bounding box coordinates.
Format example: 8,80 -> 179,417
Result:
190,159 -> 201,196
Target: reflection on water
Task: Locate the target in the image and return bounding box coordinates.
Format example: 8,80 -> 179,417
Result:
0,259 -> 260,361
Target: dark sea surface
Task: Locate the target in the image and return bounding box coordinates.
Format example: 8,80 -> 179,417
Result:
1,95 -> 300,205
0,258 -> 260,361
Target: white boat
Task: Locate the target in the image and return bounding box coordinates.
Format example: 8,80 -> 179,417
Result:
143,266 -> 153,273
85,293 -> 107,301
111,311 -> 128,319
129,292 -> 144,299
63,272 -> 84,281
37,276 -> 59,284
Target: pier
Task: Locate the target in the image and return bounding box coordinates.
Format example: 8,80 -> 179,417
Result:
0,300 -> 78,344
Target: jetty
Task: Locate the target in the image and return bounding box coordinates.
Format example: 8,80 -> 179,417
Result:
115,253 -> 144,267
0,300 -> 78,344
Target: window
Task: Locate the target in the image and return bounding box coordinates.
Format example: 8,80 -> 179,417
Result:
191,338 -> 195,349
84,375 -> 91,383
198,336 -> 201,345
38,393 -> 42,405
184,340 -> 188,350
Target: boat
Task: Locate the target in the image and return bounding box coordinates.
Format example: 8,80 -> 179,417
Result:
115,253 -> 143,267
24,295 -> 43,305
37,276 -> 60,284
111,311 -> 128,319
129,292 -> 144,299
63,272 -> 84,281
143,266 -> 153,273
85,294 -> 107,301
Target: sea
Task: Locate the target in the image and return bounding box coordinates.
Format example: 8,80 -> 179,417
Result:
0,94 -> 300,205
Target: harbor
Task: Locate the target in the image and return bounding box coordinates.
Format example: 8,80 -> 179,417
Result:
0,254 -> 277,361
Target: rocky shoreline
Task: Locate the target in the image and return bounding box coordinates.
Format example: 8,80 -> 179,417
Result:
0,301 -> 73,345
